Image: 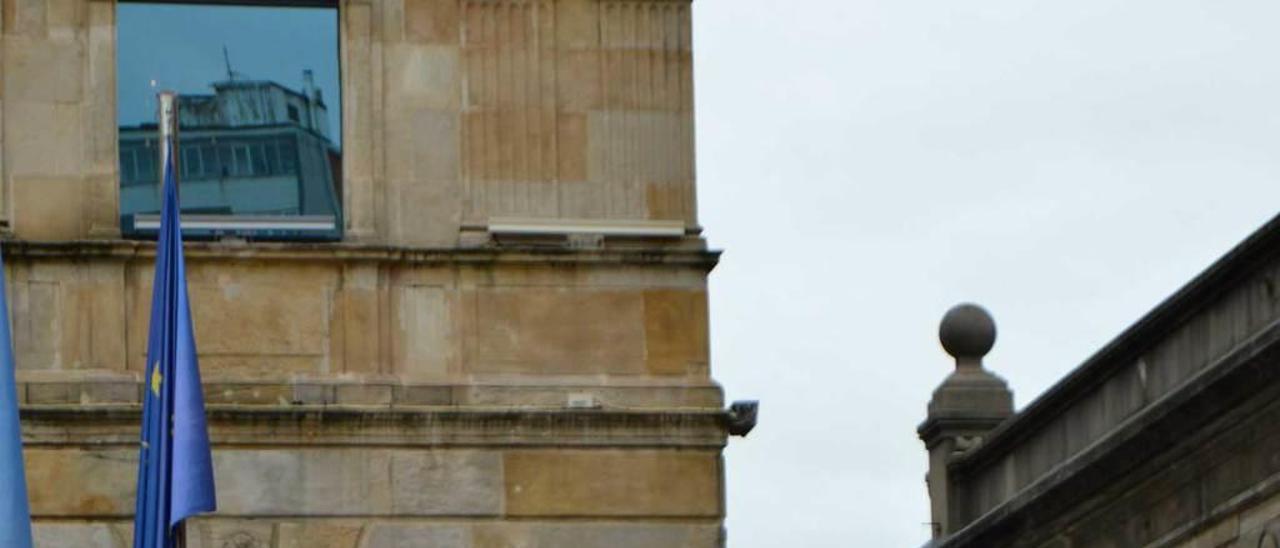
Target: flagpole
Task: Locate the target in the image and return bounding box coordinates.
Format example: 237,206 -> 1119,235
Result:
157,90 -> 187,548
158,91 -> 179,192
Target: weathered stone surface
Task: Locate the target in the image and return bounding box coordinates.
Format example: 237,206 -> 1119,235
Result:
335,383 -> 395,405
277,521 -> 366,548
405,0 -> 460,45
26,448 -> 136,516
643,289 -> 709,376
7,102 -> 84,179
215,449 -> 393,516
33,521 -> 131,548
5,37 -> 85,103
504,449 -> 721,517
387,44 -> 459,110
186,519 -> 274,548
185,281 -> 333,376
361,523 -> 471,548
392,384 -> 452,405
391,450 -> 503,515
392,285 -> 453,378
471,289 -> 646,375
473,522 -> 723,548
12,177 -> 85,240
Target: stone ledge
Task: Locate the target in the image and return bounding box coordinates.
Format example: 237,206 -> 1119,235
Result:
0,238 -> 720,270
16,379 -> 725,409
31,519 -> 726,548
20,405 -> 733,449
940,315 -> 1280,546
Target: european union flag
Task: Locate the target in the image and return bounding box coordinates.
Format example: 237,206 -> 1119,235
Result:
0,248 -> 33,548
133,138 -> 216,548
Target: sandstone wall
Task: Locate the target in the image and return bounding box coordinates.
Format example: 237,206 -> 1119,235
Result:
0,0 -> 727,546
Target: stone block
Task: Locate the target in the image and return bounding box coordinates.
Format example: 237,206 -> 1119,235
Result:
406,0 -> 460,45
5,37 -> 85,103
390,450 -> 503,515
26,448 -> 136,516
129,263 -> 337,377
5,0 -> 46,36
337,274 -> 382,374
12,177 -> 85,240
453,383 -> 723,409
82,262 -> 128,367
473,522 -> 723,548
557,113 -> 588,182
415,110 -> 461,182
186,519 -> 274,548
361,523 -> 471,548
556,49 -> 602,112
503,449 -> 721,517
292,382 -> 336,405
389,177 -> 463,247
187,281 -> 332,361
33,521 -> 131,548
643,289 -> 708,376
214,449 -> 393,516
81,381 -> 140,404
380,0 -> 405,43
46,0 -> 82,39
646,182 -> 693,222
335,383 -> 394,405
387,44 -> 459,110
27,382 -> 75,403
588,111 -> 691,185
471,289 -> 645,375
393,384 -> 452,406
204,382 -> 293,405
277,521 -> 366,548
393,285 -> 453,378
554,0 -> 599,48
11,275 -> 60,369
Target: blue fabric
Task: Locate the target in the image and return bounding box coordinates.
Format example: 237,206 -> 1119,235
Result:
0,248 -> 33,548
133,142 -> 217,548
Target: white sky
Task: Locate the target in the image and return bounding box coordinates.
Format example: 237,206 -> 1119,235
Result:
692,1 -> 1280,545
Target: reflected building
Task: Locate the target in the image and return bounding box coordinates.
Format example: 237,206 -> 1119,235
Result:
118,73 -> 341,237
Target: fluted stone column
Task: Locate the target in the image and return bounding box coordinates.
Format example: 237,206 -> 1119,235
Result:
918,303 -> 1013,539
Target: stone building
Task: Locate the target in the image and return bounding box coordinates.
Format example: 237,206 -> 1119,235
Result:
919,214 -> 1280,547
1,1 -> 752,546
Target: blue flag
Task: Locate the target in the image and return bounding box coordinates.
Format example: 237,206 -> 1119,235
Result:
133,140 -> 216,548
0,248 -> 32,548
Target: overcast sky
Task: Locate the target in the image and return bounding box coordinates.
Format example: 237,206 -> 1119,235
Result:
692,1 -> 1280,545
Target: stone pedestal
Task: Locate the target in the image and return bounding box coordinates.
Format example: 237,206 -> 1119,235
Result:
918,303 -> 1013,539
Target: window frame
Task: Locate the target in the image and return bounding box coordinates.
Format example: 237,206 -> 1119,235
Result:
115,0 -> 344,241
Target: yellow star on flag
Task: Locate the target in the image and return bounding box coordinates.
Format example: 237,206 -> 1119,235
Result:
150,363 -> 163,397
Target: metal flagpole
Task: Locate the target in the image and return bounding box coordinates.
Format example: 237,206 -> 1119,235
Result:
157,90 -> 186,548
158,91 -> 179,192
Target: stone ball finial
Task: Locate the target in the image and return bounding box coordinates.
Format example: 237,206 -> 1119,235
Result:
939,303 -> 996,365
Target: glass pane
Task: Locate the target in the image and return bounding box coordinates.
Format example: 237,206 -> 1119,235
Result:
117,2 -> 341,239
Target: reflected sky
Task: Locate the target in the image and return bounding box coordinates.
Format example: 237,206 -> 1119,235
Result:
117,3 -> 341,146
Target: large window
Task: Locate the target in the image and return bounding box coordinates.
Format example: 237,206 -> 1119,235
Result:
117,2 -> 341,240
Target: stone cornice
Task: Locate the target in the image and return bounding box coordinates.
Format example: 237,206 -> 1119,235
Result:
940,316 -> 1280,546
952,212 -> 1280,471
0,239 -> 721,270
21,405 -> 732,449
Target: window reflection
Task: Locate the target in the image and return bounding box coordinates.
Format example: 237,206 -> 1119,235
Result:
117,3 -> 340,240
